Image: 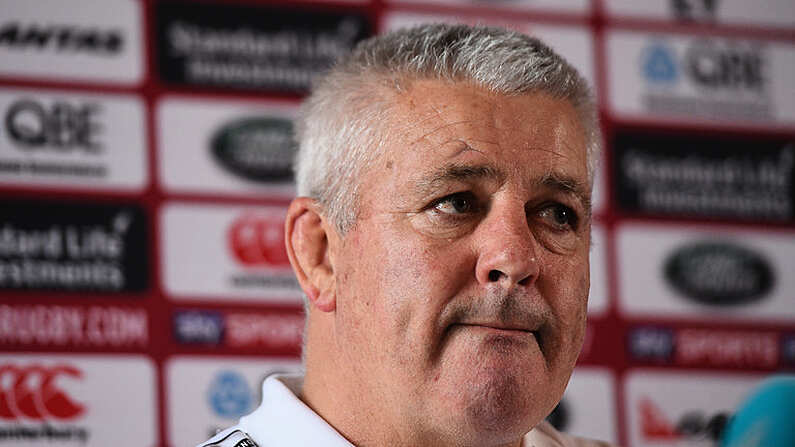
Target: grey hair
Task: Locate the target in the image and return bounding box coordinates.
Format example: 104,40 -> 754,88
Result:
294,23 -> 600,235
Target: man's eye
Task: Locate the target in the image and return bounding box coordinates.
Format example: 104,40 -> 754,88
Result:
432,192 -> 476,215
538,204 -> 578,230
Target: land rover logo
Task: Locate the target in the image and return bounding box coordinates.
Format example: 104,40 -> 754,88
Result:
664,241 -> 774,306
211,117 -> 294,182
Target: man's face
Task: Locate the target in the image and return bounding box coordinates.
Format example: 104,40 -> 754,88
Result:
330,80 -> 591,445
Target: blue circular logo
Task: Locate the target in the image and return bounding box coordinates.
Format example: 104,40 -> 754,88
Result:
207,371 -> 252,419
641,42 -> 679,84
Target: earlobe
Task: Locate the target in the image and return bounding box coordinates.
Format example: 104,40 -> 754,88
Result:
285,197 -> 336,312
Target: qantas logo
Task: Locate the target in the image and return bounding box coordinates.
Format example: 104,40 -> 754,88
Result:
640,397 -> 728,442
228,213 -> 289,267
0,22 -> 123,54
0,364 -> 85,421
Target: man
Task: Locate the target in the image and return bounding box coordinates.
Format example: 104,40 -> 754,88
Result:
199,23 -> 609,447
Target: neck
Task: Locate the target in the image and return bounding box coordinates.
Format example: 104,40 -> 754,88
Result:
300,313 -> 526,447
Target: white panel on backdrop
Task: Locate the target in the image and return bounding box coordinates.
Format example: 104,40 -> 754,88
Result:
617,223 -> 795,322
0,88 -> 147,191
157,96 -> 297,198
382,12 -> 597,92
0,0 -> 143,85
591,160 -> 607,216
167,356 -> 301,447
0,354 -> 156,446
160,202 -> 302,303
604,0 -> 795,29
606,31 -> 795,127
624,370 -> 763,447
385,0 -> 590,14
588,224 -> 609,316
556,367 -> 618,444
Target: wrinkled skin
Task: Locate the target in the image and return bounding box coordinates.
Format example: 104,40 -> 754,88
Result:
296,79 -> 591,447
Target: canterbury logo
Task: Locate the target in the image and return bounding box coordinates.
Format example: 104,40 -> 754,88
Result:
0,364 -> 85,421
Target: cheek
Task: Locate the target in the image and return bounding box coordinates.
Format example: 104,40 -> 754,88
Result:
542,249 -> 590,324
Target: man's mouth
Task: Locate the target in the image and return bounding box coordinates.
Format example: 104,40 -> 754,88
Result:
447,323 -> 540,341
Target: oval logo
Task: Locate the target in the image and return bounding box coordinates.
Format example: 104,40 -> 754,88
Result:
664,241 -> 774,306
211,117 -> 295,182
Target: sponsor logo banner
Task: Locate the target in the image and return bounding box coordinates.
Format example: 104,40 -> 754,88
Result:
385,0 -> 590,14
0,354 -> 156,446
605,0 -> 795,29
0,304 -> 148,349
173,310 -> 224,345
628,326 -> 780,369
161,202 -> 301,303
546,368 -> 618,444
172,308 -> 303,351
0,0 -> 143,85
155,1 -> 371,93
615,131 -> 794,223
166,356 -> 301,447
0,200 -> 149,293
624,371 -> 763,447
381,12 -> 596,90
224,311 -> 303,351
157,96 -> 296,197
0,88 -> 147,191
607,31 -> 795,126
617,224 -> 795,322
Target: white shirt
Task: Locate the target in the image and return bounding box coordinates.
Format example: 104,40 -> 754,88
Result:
197,374 -> 611,447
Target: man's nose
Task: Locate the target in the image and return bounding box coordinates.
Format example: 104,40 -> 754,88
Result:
474,203 -> 539,287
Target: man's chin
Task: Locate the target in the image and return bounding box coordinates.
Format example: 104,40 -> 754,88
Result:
425,328 -> 558,442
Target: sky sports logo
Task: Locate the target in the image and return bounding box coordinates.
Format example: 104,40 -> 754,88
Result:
173,309 -> 303,351
0,363 -> 89,443
173,310 -> 223,345
628,326 -> 780,369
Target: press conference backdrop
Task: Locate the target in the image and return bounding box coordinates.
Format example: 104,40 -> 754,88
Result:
0,1 -> 793,446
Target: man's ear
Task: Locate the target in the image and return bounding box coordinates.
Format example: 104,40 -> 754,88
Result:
285,197 -> 336,312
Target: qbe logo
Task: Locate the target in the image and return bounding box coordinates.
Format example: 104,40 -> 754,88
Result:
641,38 -> 767,93
4,99 -> 102,152
638,36 -> 772,122
607,31 -> 794,126
641,41 -> 679,85
0,88 -> 147,191
0,363 -> 88,442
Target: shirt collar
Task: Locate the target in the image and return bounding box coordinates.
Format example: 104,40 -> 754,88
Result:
238,373 -> 354,446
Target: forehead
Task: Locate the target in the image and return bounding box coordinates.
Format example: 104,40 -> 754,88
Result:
372,79 -> 588,186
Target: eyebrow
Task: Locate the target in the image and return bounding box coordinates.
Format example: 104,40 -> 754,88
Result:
535,171 -> 592,215
412,162 -> 592,213
413,163 -> 504,196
